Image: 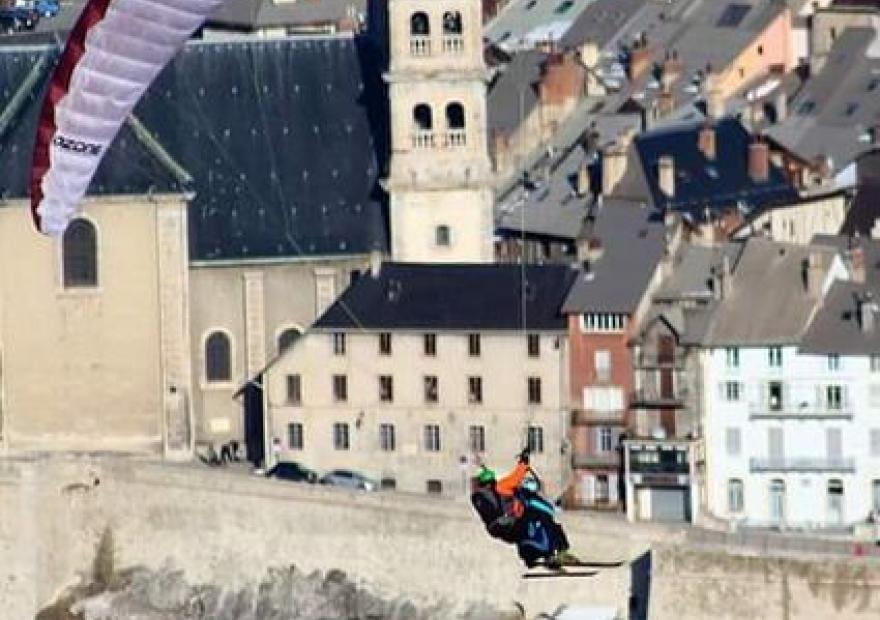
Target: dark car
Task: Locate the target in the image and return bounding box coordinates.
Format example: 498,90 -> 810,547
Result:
266,461 -> 318,483
319,469 -> 378,491
0,6 -> 39,32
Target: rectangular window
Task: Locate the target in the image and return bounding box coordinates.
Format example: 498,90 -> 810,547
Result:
424,375 -> 439,403
728,479 -> 744,513
595,350 -> 611,382
598,427 -> 613,452
332,374 -> 348,402
768,346 -> 782,368
333,422 -> 350,450
527,333 -> 540,358
379,375 -> 394,402
725,347 -> 739,369
286,374 -> 302,405
872,355 -> 880,373
725,427 -> 741,456
528,377 -> 542,405
379,332 -> 392,355
768,381 -> 783,411
287,422 -> 303,450
427,479 -> 443,494
722,381 -> 742,402
527,425 -> 544,454
381,477 -> 397,490
469,425 -> 486,452
424,424 -> 441,452
826,385 -> 843,410
826,428 -> 842,460
424,333 -> 437,356
828,354 -> 841,371
379,423 -> 396,451
768,427 -> 784,459
873,480 -> 880,513
332,332 -> 346,355
468,376 -> 483,404
468,333 -> 481,357
871,429 -> 880,457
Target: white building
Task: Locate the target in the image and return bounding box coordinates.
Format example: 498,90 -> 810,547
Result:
699,236 -> 880,530
262,262 -> 576,497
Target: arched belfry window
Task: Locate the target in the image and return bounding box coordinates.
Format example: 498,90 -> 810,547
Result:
277,327 -> 302,355
413,104 -> 433,131
410,12 -> 429,36
62,218 -> 98,288
443,11 -> 463,34
446,103 -> 465,129
205,331 -> 232,383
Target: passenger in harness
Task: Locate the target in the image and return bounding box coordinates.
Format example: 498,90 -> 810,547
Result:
470,449 -> 578,568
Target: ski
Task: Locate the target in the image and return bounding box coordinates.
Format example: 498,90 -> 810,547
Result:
534,559 -> 626,569
522,569 -> 598,579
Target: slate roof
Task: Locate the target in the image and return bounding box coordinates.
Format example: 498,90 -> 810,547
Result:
315,263 -> 578,331
654,242 -> 744,301
208,0 -> 366,30
561,200 -> 668,314
0,35 -> 389,262
696,237 -> 838,346
633,118 -> 799,219
487,49 -> 546,136
764,28 -> 880,172
800,280 -> 880,355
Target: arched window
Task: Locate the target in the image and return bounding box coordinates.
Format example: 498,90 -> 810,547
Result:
277,327 -> 302,355
435,225 -> 451,247
442,11 -> 462,34
205,331 -> 231,382
446,103 -> 465,129
62,218 -> 98,288
410,12 -> 429,36
413,104 -> 433,131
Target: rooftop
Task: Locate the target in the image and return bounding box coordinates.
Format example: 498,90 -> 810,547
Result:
800,279 -> 880,354
315,263 -> 578,331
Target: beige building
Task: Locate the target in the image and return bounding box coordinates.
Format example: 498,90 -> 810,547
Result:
384,0 -> 494,263
263,263 -> 576,496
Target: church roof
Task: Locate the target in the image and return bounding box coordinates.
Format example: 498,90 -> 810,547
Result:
0,35 -> 389,262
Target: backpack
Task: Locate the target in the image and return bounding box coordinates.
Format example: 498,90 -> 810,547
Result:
470,487 -> 521,544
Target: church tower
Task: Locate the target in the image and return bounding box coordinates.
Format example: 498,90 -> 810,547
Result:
385,0 -> 494,263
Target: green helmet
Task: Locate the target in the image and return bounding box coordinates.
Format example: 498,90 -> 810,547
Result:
477,467 -> 496,485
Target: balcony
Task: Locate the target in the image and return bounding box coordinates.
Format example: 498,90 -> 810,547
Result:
410,36 -> 431,57
571,408 -> 626,425
630,388 -> 686,408
747,402 -> 853,420
749,457 -> 856,473
572,452 -> 620,469
441,35 -> 464,53
634,353 -> 685,369
412,130 -> 435,149
444,129 -> 466,148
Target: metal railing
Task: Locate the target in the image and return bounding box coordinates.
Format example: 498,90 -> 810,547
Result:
630,388 -> 686,407
748,401 -> 853,420
444,129 -> 467,147
410,36 -> 431,56
749,457 -> 856,473
571,408 -> 625,425
441,35 -> 464,53
412,130 -> 435,149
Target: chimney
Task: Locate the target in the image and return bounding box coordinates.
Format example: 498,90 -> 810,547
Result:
859,292 -> 878,333
661,49 -> 682,90
720,254 -> 732,298
369,249 -> 383,278
576,162 -> 591,196
775,91 -> 788,123
580,41 -> 599,68
658,86 -> 675,118
698,122 -> 716,160
658,155 -> 675,197
601,144 -> 627,195
848,241 -> 866,284
628,42 -> 653,81
803,251 -> 824,299
704,71 -> 724,120
748,140 -> 770,184
576,235 -> 604,263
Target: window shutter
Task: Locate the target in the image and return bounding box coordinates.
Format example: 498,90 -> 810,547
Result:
826,428 -> 842,460
608,474 -> 619,503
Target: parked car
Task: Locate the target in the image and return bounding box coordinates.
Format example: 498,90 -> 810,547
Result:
265,461 -> 318,483
319,469 -> 378,491
0,5 -> 39,32
34,0 -> 59,18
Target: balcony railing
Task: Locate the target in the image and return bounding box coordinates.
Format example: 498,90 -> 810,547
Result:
749,457 -> 856,473
572,452 -> 620,469
442,35 -> 464,53
748,402 -> 853,420
634,354 -> 685,369
410,36 -> 431,57
444,129 -> 466,148
571,408 -> 626,425
630,388 -> 686,408
412,130 -> 435,149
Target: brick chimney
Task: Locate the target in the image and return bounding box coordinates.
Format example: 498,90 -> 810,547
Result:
704,70 -> 724,120
538,50 -> 583,106
848,240 -> 866,284
860,291 -> 878,333
661,49 -> 683,90
628,36 -> 653,81
658,155 -> 675,197
601,143 -> 628,195
576,162 -> 591,196
698,122 -> 716,160
748,140 -> 770,184
803,251 -> 824,299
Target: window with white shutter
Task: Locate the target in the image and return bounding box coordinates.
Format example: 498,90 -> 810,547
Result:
826,428 -> 842,460
871,429 -> 880,457
725,428 -> 742,456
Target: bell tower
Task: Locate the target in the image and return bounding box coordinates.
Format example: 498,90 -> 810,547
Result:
385,0 -> 493,263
